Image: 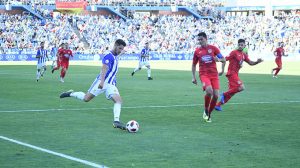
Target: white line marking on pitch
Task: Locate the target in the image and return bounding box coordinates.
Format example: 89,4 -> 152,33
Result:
0,100 -> 299,113
0,136 -> 108,168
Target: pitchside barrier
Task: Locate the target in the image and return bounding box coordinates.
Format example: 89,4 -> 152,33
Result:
0,51 -> 299,61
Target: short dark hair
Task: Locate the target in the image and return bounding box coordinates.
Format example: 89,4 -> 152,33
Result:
238,39 -> 246,44
197,32 -> 207,39
115,39 -> 126,47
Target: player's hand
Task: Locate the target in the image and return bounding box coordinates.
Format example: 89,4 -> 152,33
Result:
257,58 -> 263,63
192,78 -> 197,85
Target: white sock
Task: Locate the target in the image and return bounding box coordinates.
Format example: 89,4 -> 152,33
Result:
70,92 -> 85,101
113,103 -> 121,122
134,67 -> 140,73
36,71 -> 40,79
147,68 -> 151,77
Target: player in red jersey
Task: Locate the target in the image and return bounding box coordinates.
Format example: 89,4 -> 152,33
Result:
272,42 -> 288,78
52,43 -> 73,82
59,43 -> 73,82
214,39 -> 263,111
52,43 -> 64,72
192,32 -> 226,122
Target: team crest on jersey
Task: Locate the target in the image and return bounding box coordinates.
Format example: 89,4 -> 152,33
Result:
208,49 -> 212,54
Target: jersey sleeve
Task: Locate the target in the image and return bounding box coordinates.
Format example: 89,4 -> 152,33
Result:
192,49 -> 199,65
36,49 -> 40,56
141,49 -> 145,55
102,54 -> 113,66
225,51 -> 235,61
213,46 -> 221,56
244,54 -> 251,63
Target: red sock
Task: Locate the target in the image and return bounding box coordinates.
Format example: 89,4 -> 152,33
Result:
60,69 -> 66,78
204,95 -> 211,111
223,87 -> 240,104
274,68 -> 281,76
208,97 -> 218,114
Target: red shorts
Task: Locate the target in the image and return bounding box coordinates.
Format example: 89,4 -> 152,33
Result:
60,61 -> 69,69
227,74 -> 243,89
199,75 -> 220,91
275,59 -> 282,68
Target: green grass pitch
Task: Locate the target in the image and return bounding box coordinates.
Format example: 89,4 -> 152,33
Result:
0,64 -> 299,168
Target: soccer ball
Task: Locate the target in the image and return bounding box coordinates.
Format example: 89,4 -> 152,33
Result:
126,120 -> 139,133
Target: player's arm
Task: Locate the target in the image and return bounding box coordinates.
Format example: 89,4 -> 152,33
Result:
215,53 -> 226,76
140,49 -> 146,58
46,51 -> 49,61
192,51 -> 198,85
283,50 -> 288,57
99,64 -> 108,89
273,50 -> 278,57
246,55 -> 263,66
36,49 -> 41,58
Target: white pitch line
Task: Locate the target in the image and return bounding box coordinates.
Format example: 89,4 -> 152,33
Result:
0,100 -> 300,113
0,136 -> 108,168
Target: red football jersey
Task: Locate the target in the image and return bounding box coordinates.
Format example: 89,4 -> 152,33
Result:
274,47 -> 285,61
193,45 -> 221,76
226,50 -> 250,76
57,48 -> 64,60
61,49 -> 73,62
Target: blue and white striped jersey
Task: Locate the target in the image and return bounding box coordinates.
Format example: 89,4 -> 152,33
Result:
139,48 -> 150,62
98,52 -> 119,86
36,48 -> 48,64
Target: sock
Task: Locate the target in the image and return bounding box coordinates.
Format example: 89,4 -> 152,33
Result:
36,70 -> 40,79
204,95 -> 211,111
147,68 -> 151,77
274,68 -> 281,76
70,92 -> 85,101
40,68 -> 44,76
61,69 -> 66,78
223,87 -> 240,104
133,67 -> 140,73
113,103 -> 121,122
208,96 -> 218,114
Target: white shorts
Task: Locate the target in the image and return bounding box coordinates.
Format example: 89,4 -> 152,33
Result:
88,78 -> 119,99
37,62 -> 46,69
139,61 -> 150,67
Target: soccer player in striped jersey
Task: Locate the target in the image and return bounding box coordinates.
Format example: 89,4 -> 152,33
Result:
59,39 -> 127,130
131,42 -> 153,80
36,42 -> 49,82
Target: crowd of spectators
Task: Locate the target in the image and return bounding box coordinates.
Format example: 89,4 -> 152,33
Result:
0,3 -> 299,55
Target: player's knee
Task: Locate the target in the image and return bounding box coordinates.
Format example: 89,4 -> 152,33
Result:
206,90 -> 213,97
239,86 -> 245,92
